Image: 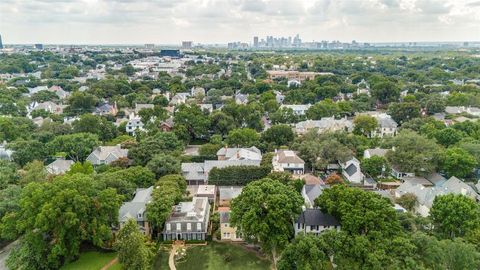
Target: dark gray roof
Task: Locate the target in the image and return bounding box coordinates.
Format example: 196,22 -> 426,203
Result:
345,163 -> 357,177
295,209 -> 340,227
304,184 -> 323,203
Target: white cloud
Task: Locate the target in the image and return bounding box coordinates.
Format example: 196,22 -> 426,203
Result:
0,0 -> 479,44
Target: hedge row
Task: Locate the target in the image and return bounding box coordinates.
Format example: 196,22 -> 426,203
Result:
208,165 -> 271,186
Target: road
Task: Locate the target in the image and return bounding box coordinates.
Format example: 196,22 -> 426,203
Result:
0,240 -> 19,270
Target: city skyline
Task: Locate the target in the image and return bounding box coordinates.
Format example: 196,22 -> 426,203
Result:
1,0 -> 480,45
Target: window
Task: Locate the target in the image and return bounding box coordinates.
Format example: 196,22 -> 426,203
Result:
224,223 -> 229,228
166,223 -> 171,231
187,223 -> 191,231
197,223 -> 202,231
176,223 -> 181,231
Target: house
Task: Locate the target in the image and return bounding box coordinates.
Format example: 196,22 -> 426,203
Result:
49,85 -> 70,100
191,87 -> 206,97
357,112 -> 397,137
86,145 -> 128,165
46,159 -> 74,175
294,208 -> 340,236
169,92 -> 190,105
199,104 -> 213,113
134,103 -> 154,114
301,184 -> 326,208
395,176 -> 479,217
445,106 -> 480,117
95,103 -> 118,116
119,187 -> 153,236
181,160 -> 261,185
27,85 -> 48,95
126,113 -> 144,136
159,118 -> 174,132
280,104 -> 311,115
216,147 -> 262,161
235,93 -> 248,105
0,141 -> 13,161
195,185 -> 216,203
272,149 -> 305,174
30,101 -> 66,114
267,70 -> 332,82
340,157 -> 364,184
275,91 -> 285,104
219,207 -> 243,241
218,186 -> 243,207
287,79 -> 301,88
163,196 -> 210,241
295,174 -> 323,185
363,148 -> 389,159
294,117 -> 353,135
391,165 -> 415,179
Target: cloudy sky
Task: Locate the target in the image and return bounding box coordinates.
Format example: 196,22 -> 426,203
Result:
1,0 -> 479,45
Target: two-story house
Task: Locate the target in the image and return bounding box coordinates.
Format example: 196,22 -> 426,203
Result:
162,196 -> 210,241
294,208 -> 340,236
118,187 -> 153,236
219,207 -> 243,241
86,145 -> 128,166
272,149 -> 305,174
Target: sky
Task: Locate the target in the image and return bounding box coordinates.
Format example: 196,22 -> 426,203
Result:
1,0 -> 479,45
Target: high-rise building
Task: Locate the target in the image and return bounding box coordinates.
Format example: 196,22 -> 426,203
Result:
0,34 -> 3,49
253,36 -> 259,48
182,41 -> 192,49
145,43 -> 155,49
34,44 -> 44,50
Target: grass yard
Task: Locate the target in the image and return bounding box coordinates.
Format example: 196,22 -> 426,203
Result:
61,251 -> 118,270
174,242 -> 271,270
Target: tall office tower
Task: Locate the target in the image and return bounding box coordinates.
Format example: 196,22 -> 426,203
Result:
0,34 -> 3,49
253,36 -> 259,47
145,43 -> 155,49
182,41 -> 192,49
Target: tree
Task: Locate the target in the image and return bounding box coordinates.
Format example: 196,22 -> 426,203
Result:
67,161 -> 94,175
98,166 -> 155,199
306,99 -> 340,120
353,115 -> 378,137
421,94 -> 446,115
278,234 -> 330,270
65,91 -> 98,115
2,174 -> 122,269
324,173 -> 344,185
128,132 -> 184,165
173,104 -> 210,142
9,140 -> 47,166
371,81 -> 400,104
19,160 -> 47,185
226,128 -> 260,147
209,111 -> 235,136
441,147 -> 476,178
261,125 -> 295,150
385,130 -> 442,176
396,193 -> 418,212
315,185 -> 401,237
0,161 -> 19,190
434,128 -> 464,147
114,219 -> 153,270
198,143 -> 221,157
361,156 -> 389,178
72,114 -> 118,142
387,102 -> 421,124
208,166 -> 271,186
147,175 -> 186,229
146,153 -> 181,178
230,179 -> 303,266
430,194 -> 480,239
46,133 -> 99,162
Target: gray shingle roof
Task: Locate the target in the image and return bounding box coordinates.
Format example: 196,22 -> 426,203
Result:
295,209 -> 340,227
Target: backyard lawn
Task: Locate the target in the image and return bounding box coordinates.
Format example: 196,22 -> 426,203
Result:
173,242 -> 271,270
61,251 -> 119,270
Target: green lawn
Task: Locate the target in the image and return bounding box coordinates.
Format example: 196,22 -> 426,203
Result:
61,251 -> 118,270
173,242 -> 271,270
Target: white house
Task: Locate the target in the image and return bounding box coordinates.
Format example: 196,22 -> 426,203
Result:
294,209 -> 340,236
126,113 -> 145,136
272,149 -> 305,174
280,104 -> 311,116
295,117 -> 353,135
340,157 -> 364,184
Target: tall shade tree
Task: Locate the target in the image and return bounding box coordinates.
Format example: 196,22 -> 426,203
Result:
46,133 -> 99,162
226,128 -> 260,147
387,102 -> 421,124
114,219 -> 154,270
173,104 -> 210,142
9,140 -> 47,166
261,124 -> 295,149
315,185 -> 401,237
72,114 -> 118,142
430,194 -> 480,239
2,174 -> 122,269
128,132 -> 184,165
361,156 -> 389,178
385,130 -> 443,176
230,178 -> 303,266
146,153 -> 181,178
353,115 -> 378,137
441,147 -> 476,178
